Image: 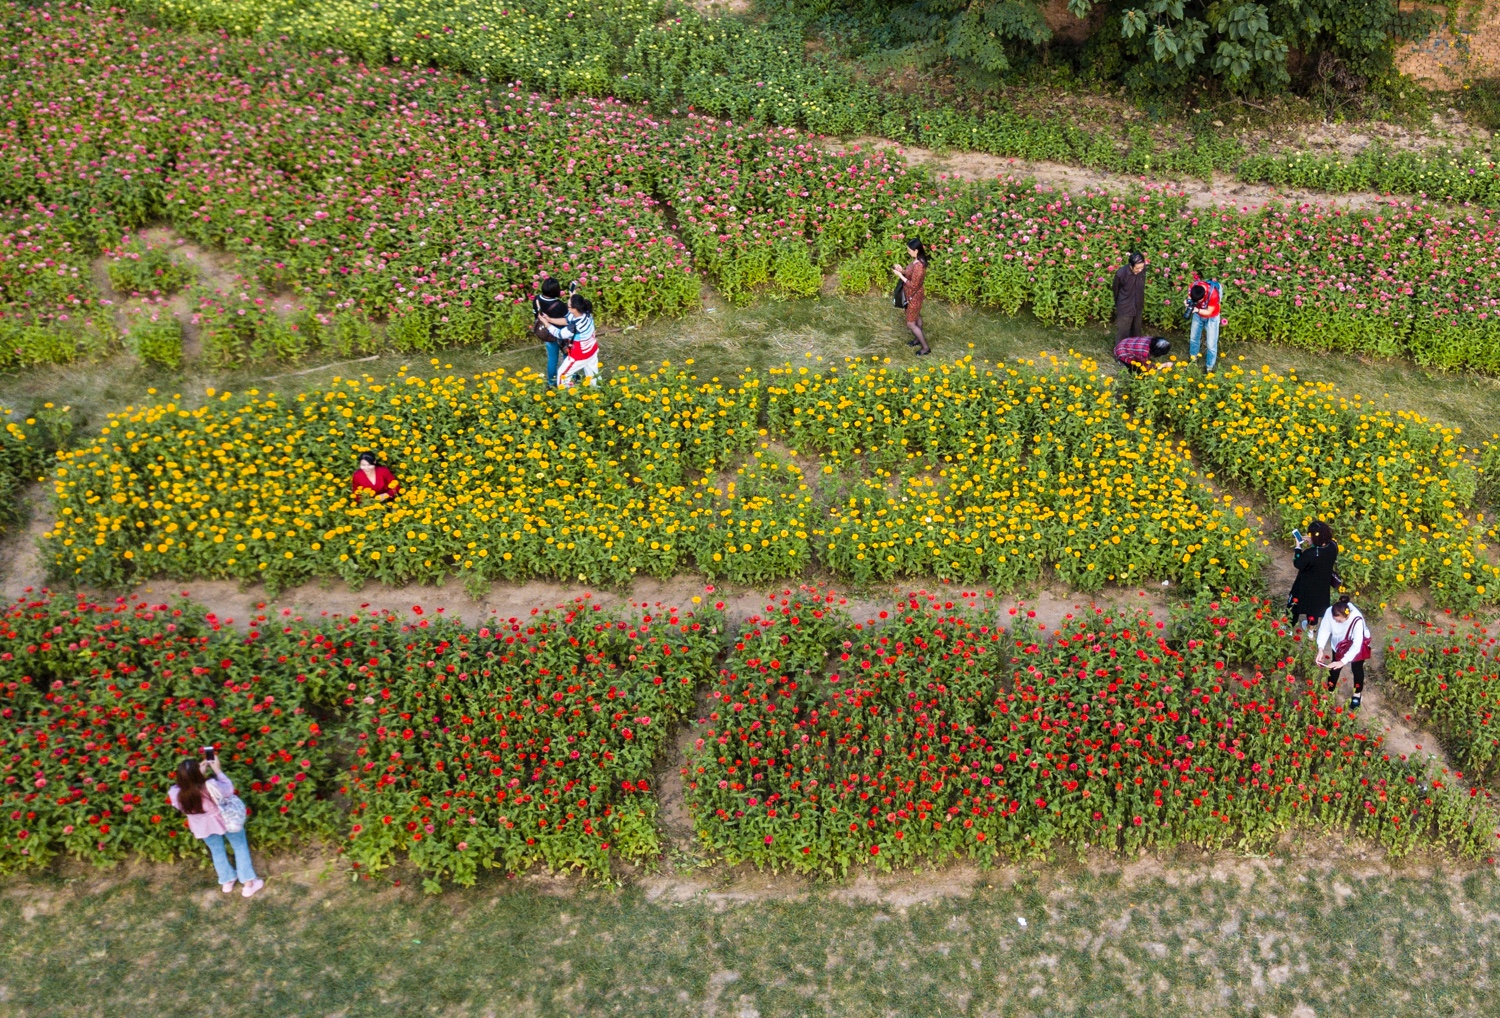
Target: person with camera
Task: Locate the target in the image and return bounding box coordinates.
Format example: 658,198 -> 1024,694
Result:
168,748 -> 264,897
1186,274 -> 1223,373
1287,519 -> 1339,628
1315,594 -> 1372,711
891,237 -> 931,356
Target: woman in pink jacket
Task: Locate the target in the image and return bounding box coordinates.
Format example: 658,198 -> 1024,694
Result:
168,755 -> 265,897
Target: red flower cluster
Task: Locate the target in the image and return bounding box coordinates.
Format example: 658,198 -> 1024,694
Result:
0,593 -> 334,874
1386,614 -> 1500,775
338,597 -> 724,887
686,587 -> 1498,874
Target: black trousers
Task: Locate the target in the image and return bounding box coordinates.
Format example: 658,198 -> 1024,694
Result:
1115,311 -> 1144,341
1325,659 -> 1365,694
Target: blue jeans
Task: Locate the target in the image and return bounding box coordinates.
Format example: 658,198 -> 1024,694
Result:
544,340 -> 561,387
1189,314 -> 1220,372
203,829 -> 258,884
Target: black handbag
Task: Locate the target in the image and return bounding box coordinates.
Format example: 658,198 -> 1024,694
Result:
892,280 -> 908,308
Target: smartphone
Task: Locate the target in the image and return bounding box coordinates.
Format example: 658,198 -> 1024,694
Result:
1290,528 -> 1303,547
202,746 -> 216,761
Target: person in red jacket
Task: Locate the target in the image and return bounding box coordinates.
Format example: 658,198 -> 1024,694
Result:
351,452 -> 399,503
1187,278 -> 1222,373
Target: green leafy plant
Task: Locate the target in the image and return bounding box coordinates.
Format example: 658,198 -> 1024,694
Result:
106,240 -> 195,296
124,311 -> 184,369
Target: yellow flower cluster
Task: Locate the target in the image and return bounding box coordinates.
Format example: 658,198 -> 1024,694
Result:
1136,364 -> 1498,608
45,362 -> 762,592
768,356 -> 1265,591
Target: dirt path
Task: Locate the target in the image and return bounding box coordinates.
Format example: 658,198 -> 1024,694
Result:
1,468 -> 1480,881
829,137 -> 1410,212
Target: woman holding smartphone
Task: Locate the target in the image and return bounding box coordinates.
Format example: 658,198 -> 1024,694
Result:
1287,519 -> 1338,628
168,749 -> 264,897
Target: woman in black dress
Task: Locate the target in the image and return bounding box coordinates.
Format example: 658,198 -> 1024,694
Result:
1288,519 -> 1338,626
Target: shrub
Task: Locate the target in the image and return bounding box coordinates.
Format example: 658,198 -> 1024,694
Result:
124,311 -> 185,369
106,241 -> 195,296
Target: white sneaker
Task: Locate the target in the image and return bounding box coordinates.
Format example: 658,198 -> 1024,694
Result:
221,882 -> 236,893
241,879 -> 265,898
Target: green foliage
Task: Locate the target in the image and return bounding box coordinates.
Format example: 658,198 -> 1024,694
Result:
1239,145 -> 1500,204
124,312 -> 185,370
106,241 -> 195,297
1098,0 -> 1432,93
0,407 -> 48,532
1459,78 -> 1500,132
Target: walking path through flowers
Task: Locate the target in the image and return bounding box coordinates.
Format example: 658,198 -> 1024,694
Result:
0,477 -> 1474,884
832,139 -> 1396,213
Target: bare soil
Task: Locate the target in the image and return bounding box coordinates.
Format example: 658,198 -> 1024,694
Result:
830,137 -> 1415,212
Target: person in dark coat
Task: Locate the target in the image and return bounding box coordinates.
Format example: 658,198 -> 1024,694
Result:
1113,252 -> 1146,342
1288,519 -> 1339,626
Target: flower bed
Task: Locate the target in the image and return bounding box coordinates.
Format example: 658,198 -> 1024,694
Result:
834,180 -> 1500,369
0,590 -> 725,887
1135,364 -> 1497,608
684,588 -> 1498,874
767,356 -> 1264,592
44,357 -> 1277,596
1385,617 -> 1500,777
44,364 -> 763,591
0,10 -> 1497,369
336,597 -> 724,889
45,355 -> 1500,605
0,594 -> 337,875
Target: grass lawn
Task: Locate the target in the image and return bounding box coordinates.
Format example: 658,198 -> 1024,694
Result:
2,849 -> 1497,1017
5,292 -> 1500,447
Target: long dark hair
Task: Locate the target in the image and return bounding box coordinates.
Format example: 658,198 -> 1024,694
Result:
175,758 -> 207,815
1309,520 -> 1334,547
357,451 -> 379,469
907,238 -> 928,265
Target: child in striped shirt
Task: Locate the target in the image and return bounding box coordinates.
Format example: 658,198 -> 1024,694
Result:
548,294 -> 599,388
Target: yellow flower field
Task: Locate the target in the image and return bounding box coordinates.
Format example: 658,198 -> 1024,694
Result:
1136,364 -> 1499,608
768,356 -> 1265,591
41,356 -> 1264,595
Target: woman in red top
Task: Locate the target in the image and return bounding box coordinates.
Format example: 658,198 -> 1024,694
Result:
351,452 -> 399,503
892,237 -> 930,356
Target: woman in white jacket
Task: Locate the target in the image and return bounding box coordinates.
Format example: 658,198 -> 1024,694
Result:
1314,594 -> 1372,710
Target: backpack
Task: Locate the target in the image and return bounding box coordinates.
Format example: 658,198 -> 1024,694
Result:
206,778 -> 248,834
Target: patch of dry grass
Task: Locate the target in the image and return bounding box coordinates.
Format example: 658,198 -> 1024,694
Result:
1,850 -> 1497,1017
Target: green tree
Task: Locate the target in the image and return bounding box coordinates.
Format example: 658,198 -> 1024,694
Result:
823,0 -> 1435,93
